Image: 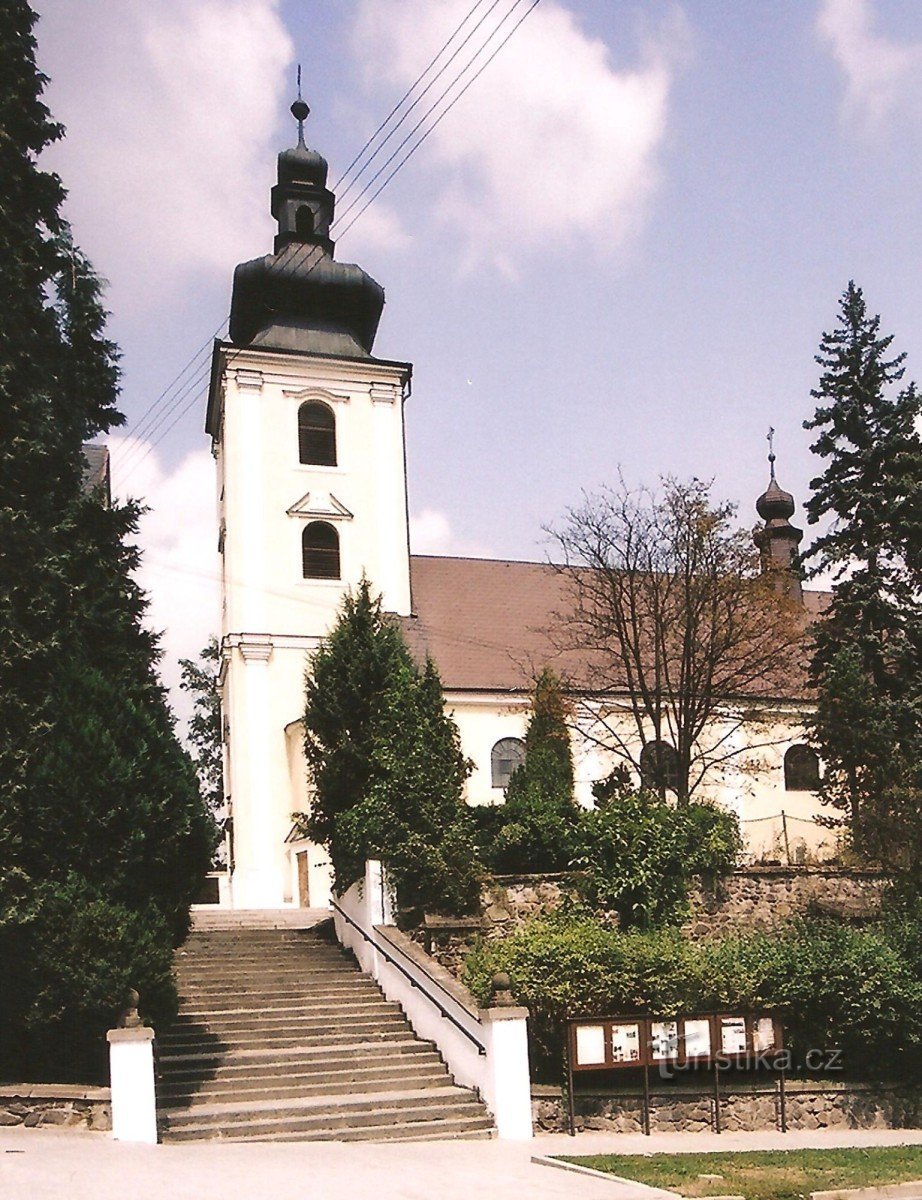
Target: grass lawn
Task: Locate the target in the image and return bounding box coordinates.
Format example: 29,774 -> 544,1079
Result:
560,1146 -> 922,1199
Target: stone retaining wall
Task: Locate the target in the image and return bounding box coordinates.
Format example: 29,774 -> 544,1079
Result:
0,1084 -> 111,1131
684,867 -> 891,938
532,1082 -> 922,1135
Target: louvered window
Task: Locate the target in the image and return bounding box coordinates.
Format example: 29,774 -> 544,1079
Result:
302,522 -> 340,579
298,401 -> 336,466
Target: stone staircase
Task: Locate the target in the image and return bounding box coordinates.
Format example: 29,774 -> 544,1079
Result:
156,918 -> 494,1142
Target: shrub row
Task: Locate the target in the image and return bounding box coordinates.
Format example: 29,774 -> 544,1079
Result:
463,911 -> 922,1081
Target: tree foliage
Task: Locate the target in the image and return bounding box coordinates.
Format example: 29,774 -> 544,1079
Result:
301,580 -> 480,917
463,914 -> 922,1082
476,669 -> 580,873
550,476 -> 804,805
802,283 -> 922,871
572,769 -> 742,928
179,638 -> 225,864
0,3 -> 214,1080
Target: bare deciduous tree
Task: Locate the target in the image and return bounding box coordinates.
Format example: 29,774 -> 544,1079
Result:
549,476 -> 807,804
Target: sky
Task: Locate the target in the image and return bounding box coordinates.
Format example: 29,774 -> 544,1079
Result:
33,0 -> 922,725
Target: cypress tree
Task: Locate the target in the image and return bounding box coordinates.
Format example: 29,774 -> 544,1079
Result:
487,668 -> 580,873
802,283 -> 922,867
0,2 -> 214,1079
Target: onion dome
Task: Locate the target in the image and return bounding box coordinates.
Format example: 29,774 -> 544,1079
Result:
228,93 -> 385,359
753,430 -> 804,603
756,464 -> 796,522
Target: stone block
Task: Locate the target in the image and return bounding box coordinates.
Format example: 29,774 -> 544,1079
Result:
0,1111 -> 23,1126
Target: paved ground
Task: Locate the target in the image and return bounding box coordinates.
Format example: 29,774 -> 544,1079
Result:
4,1127 -> 922,1200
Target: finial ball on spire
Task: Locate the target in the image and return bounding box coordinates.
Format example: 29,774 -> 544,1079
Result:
291,98 -> 310,123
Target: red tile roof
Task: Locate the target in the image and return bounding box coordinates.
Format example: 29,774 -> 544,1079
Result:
400,554 -> 829,700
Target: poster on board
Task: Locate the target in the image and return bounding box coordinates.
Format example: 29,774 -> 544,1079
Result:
684,1018 -> 712,1058
650,1020 -> 679,1060
610,1022 -> 641,1063
720,1016 -> 747,1055
575,1024 -> 606,1066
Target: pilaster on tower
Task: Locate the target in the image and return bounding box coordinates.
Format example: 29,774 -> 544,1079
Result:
203,93 -> 413,908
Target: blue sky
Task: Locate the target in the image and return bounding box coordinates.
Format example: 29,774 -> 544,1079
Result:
34,0 -> 922,717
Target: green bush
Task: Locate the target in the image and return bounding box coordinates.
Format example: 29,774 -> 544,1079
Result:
463,915 -> 922,1082
0,876 -> 177,1082
573,772 -> 742,928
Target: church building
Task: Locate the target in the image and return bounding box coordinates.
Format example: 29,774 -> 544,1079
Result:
205,103 -> 831,911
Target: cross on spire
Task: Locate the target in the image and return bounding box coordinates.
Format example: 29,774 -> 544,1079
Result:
767,426 -> 776,480
291,64 -> 310,148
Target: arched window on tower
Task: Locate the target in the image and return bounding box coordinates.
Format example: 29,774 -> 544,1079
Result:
302,521 -> 340,580
640,740 -> 680,794
491,737 -> 525,790
784,744 -> 820,791
298,400 -> 336,466
295,205 -> 314,238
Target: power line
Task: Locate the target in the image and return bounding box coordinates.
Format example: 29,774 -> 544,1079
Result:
332,0 -> 491,191
122,0 -> 539,476
335,0 -> 506,204
336,0 -> 541,242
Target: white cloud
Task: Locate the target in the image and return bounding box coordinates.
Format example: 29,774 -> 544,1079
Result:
410,507 -> 491,557
110,436 -> 219,731
817,0 -> 922,128
35,0 -> 294,310
350,0 -> 689,272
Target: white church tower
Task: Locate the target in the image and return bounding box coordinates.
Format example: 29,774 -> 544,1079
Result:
205,96 -> 412,909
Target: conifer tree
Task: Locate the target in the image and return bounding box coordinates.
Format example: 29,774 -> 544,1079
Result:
802,283 -> 922,867
487,669 -> 580,873
0,2 -> 214,1079
301,581 -> 480,915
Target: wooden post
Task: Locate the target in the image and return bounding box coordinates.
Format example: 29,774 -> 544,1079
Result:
642,1061 -> 651,1136
713,1057 -> 722,1134
778,1061 -> 788,1133
565,1028 -> 576,1137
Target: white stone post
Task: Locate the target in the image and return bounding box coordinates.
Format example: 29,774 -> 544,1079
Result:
107,1027 -> 158,1144
481,1008 -> 534,1139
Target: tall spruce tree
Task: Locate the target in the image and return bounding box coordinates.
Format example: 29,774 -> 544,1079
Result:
802,283 -> 922,868
0,3 -> 214,1080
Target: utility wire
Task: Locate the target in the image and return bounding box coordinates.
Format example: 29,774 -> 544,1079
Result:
337,0 -> 541,242
121,0 -> 539,482
332,0 -> 490,191
335,0 -> 506,204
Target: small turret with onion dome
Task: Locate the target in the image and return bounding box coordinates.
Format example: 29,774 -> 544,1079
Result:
753,428 -> 804,603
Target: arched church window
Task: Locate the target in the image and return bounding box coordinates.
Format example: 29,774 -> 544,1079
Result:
302,521 -> 340,580
784,744 -> 820,791
298,400 -> 336,466
491,737 -> 525,790
295,205 -> 314,238
640,740 -> 680,794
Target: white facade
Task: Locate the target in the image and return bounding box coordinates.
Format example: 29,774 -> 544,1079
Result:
206,124 -> 832,911
208,345 -> 411,908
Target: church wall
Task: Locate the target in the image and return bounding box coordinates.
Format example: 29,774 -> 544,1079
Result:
446,690 -> 832,862
214,345 -> 411,908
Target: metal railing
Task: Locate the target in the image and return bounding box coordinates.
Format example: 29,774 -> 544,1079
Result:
330,898 -> 486,1055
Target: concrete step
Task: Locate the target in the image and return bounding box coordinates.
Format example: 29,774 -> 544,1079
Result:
158,1027 -> 415,1056
174,992 -> 383,1018
158,1039 -> 441,1077
190,910 -> 331,930
166,1004 -> 403,1034
216,1118 -> 494,1147
158,1067 -> 454,1107
159,1089 -> 488,1139
172,1000 -> 392,1024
